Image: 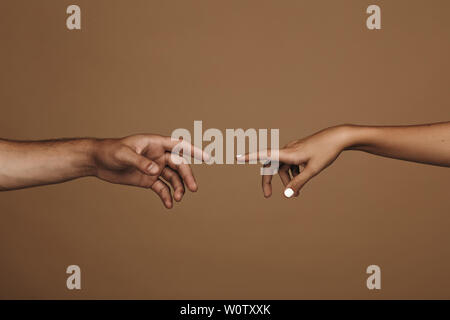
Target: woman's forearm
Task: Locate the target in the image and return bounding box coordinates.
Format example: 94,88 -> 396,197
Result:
240,121 -> 450,198
0,139 -> 97,191
344,122 -> 450,167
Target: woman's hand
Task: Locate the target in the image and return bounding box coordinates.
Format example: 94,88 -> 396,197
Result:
238,125 -> 351,198
238,121 -> 450,199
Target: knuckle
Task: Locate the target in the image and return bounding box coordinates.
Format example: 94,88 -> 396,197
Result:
140,181 -> 152,189
158,186 -> 166,194
138,177 -> 153,189
162,167 -> 171,176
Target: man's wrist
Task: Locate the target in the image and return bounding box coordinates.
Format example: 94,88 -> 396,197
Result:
75,138 -> 100,177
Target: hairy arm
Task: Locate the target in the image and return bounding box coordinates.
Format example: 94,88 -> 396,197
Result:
0,139 -> 97,190
0,135 -> 208,209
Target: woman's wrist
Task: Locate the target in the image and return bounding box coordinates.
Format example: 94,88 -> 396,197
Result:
337,124 -> 377,151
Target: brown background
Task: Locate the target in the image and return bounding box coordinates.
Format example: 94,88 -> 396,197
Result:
0,0 -> 449,299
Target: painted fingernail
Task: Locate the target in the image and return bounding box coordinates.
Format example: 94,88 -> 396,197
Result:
236,154 -> 245,163
284,188 -> 294,198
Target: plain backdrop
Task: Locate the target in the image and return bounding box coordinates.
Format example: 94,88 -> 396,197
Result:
0,0 -> 449,299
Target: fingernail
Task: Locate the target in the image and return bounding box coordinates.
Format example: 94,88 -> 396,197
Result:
284,188 -> 294,198
236,154 -> 245,163
148,163 -> 158,174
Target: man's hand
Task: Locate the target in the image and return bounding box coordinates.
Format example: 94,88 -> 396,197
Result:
93,134 -> 208,208
0,134 -> 209,209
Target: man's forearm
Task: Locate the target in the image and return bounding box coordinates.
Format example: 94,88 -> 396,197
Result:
0,139 -> 97,191
343,122 -> 450,167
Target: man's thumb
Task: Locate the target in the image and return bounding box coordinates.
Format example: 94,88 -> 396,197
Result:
118,147 -> 160,175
